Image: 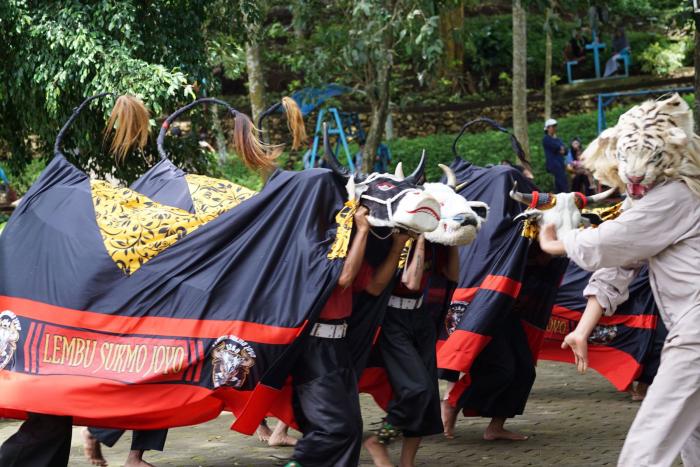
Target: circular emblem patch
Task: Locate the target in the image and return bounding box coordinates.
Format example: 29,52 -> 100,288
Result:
0,310 -> 21,371
588,325 -> 618,345
445,301 -> 469,336
211,335 -> 256,389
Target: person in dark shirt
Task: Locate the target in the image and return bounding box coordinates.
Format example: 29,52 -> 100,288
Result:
364,235 -> 459,467
542,119 -> 569,193
287,206 -> 410,467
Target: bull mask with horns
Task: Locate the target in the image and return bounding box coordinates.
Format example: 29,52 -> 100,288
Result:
395,163 -> 489,246
510,182 -> 616,235
323,124 -> 440,233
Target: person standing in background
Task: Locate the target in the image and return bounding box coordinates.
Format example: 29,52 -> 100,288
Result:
542,119 -> 569,193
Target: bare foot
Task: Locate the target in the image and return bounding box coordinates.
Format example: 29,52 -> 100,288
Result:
82,428 -> 108,466
269,432 -> 297,447
441,400 -> 457,439
125,450 -> 155,467
483,426 -> 529,441
364,435 -> 394,467
256,423 -> 272,443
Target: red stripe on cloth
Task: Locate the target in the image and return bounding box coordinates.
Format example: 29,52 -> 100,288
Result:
451,275 -> 521,305
539,340 -> 642,391
520,320 -> 545,363
359,367 -> 394,411
0,371 -> 224,429
446,373 -> 472,407
185,340 -> 196,381
452,288 -> 478,302
230,383 -> 283,435
551,305 -> 657,329
30,323 -> 43,373
437,330 -> 492,372
481,274 -> 521,298
23,322 -> 35,372
0,295 -> 302,345
194,340 -> 205,382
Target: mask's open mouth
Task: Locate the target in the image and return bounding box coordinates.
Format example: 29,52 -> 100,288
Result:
406,206 -> 440,221
627,182 -> 653,199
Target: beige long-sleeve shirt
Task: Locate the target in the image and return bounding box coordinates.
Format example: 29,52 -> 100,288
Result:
561,181 -> 700,331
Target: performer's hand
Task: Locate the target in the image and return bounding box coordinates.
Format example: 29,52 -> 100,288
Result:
561,332 -> 589,374
538,223 -> 566,256
392,229 -> 412,244
354,206 -> 370,232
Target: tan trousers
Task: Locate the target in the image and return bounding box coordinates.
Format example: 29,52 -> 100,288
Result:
618,328 -> 700,467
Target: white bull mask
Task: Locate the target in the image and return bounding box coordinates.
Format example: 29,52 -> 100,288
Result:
396,163 -> 488,246
510,182 -> 616,237
323,124 -> 440,233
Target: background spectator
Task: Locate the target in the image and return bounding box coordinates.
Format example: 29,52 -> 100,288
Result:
542,118 -> 569,193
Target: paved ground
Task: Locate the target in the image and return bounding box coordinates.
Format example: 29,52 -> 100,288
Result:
0,361 -> 682,466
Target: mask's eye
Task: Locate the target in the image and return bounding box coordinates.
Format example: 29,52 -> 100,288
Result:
649,152 -> 663,163
376,182 -> 397,191
617,151 -> 627,162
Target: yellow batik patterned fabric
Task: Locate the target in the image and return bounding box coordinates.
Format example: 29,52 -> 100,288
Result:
185,174 -> 257,223
327,200 -> 358,260
91,176 -> 258,276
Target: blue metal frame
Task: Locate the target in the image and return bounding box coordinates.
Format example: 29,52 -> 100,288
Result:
306,107 -> 355,171
596,87 -> 694,134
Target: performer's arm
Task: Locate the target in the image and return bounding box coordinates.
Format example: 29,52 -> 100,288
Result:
365,231 -> 411,296
562,266 -> 639,373
402,235 -> 425,291
541,184 -> 685,270
441,246 -> 460,282
337,206 -> 370,289
561,296 -> 604,374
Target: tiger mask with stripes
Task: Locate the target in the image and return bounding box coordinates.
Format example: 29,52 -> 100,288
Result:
581,93 -> 700,199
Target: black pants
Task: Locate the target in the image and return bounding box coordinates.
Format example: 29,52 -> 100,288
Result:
88,427 -> 168,451
458,313 -> 536,418
291,334 -> 363,467
638,318 -> 669,385
0,413 -> 72,467
381,307 -> 442,438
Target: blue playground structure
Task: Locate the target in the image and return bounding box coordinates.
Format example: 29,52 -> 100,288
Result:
260,84 -> 391,174
596,87 -> 694,134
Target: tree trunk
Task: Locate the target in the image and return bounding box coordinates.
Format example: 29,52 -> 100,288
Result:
363,70 -> 390,175
512,0 -> 529,161
363,42 -> 392,175
695,12 -> 700,134
544,6 -> 553,121
245,40 -> 265,125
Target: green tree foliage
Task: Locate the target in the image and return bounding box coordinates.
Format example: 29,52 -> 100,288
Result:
0,1 -> 216,183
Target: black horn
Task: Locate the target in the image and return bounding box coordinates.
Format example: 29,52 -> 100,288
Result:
323,122 -> 350,178
405,150 -> 426,184
509,181 -> 533,206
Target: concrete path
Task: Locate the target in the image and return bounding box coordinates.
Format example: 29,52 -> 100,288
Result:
0,361 -> 682,466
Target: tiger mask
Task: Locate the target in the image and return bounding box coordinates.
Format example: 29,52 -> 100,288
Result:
581,93 -> 700,199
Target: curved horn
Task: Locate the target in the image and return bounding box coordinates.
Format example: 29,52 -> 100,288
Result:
394,162 -> 405,179
405,150 -> 426,184
585,186 -> 617,204
438,163 -> 456,189
323,122 -> 350,178
509,181 -> 534,206
455,181 -> 469,192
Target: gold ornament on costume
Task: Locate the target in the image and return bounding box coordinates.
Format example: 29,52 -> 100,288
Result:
327,200 -> 359,260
